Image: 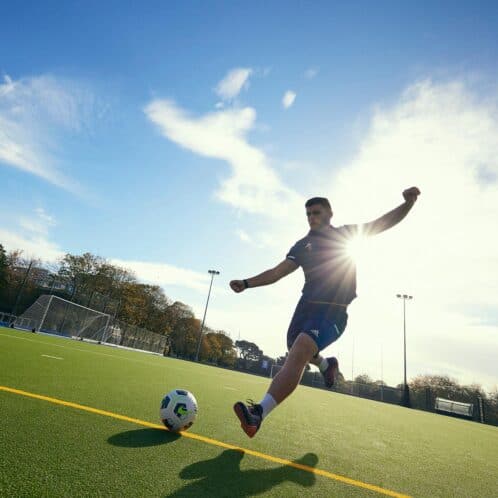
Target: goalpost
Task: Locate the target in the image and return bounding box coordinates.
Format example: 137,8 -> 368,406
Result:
17,295 -> 111,341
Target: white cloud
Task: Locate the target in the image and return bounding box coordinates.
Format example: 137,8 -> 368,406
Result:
16,208 -> 56,237
34,207 -> 55,226
304,67 -> 319,79
324,79 -> 498,390
236,229 -> 252,243
282,90 -> 296,109
0,228 -> 63,263
0,208 -> 63,262
110,258 -> 216,294
0,74 -> 95,191
215,68 -> 252,101
144,99 -> 303,219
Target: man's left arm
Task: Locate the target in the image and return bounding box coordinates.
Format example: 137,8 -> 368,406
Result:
361,187 -> 421,236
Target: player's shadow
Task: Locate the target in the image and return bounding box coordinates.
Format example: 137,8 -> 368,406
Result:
167,449 -> 318,497
108,428 -> 180,448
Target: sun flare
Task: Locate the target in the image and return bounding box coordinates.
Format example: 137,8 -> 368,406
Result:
346,235 -> 367,262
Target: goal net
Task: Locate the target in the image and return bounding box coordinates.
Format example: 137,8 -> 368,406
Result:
104,320 -> 169,354
17,294 -> 111,341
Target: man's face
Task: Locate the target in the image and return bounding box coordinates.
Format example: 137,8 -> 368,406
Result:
306,203 -> 332,230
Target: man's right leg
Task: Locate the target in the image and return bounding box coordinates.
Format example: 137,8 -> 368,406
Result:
268,332 -> 318,403
234,333 -> 317,438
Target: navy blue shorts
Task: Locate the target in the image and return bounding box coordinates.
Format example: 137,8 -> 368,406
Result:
286,298 -> 348,352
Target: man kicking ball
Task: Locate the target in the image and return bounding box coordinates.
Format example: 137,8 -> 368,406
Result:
230,187 -> 420,438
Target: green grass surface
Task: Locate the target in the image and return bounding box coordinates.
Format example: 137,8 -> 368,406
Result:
1,327 -> 497,497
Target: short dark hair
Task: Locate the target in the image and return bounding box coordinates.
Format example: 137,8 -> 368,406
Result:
305,197 -> 331,209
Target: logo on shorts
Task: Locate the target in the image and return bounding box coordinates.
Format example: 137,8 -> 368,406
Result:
305,242 -> 312,251
310,329 -> 319,337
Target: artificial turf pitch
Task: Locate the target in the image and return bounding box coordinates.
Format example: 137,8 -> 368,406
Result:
1,327 -> 497,497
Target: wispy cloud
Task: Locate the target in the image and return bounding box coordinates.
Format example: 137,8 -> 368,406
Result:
0,207 -> 63,262
215,68 -> 252,101
18,208 -> 56,236
144,99 -> 303,218
304,67 -> 319,79
0,74 -> 96,192
110,258 -> 215,293
235,229 -> 252,244
282,90 -> 296,109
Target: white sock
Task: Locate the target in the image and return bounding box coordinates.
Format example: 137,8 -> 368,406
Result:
259,393 -> 277,420
319,357 -> 329,373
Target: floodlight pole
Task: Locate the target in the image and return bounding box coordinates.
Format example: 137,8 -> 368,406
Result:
195,270 -> 220,362
396,293 -> 413,407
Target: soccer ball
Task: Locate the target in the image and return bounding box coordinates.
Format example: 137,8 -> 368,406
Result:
159,389 -> 198,432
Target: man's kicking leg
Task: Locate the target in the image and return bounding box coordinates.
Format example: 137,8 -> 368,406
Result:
234,333 -> 317,438
309,353 -> 339,389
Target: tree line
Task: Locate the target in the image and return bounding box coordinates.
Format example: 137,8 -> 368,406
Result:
336,373 -> 498,425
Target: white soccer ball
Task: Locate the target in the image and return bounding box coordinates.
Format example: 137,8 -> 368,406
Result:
159,389 -> 198,432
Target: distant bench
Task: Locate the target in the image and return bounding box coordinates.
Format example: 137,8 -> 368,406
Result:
435,397 -> 474,419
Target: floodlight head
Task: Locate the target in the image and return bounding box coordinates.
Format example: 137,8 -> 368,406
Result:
397,293 -> 413,300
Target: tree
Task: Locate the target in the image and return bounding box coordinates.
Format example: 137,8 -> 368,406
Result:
168,304 -> 201,359
200,330 -> 237,367
58,252 -> 106,302
0,244 -> 8,311
354,374 -> 373,385
2,251 -> 41,315
201,333 -> 221,363
235,340 -> 263,362
216,332 -> 237,367
235,339 -> 264,371
0,244 -> 7,290
352,374 -> 375,397
408,374 -> 496,416
409,374 -> 462,400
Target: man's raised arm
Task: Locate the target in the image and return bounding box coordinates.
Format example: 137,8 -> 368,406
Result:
361,187 -> 421,236
230,259 -> 298,293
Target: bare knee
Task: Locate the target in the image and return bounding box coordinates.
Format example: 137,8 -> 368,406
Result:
286,333 -> 318,366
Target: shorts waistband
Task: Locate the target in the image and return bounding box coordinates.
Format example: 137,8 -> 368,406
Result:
307,300 -> 348,308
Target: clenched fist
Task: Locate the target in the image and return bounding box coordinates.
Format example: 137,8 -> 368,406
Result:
403,187 -> 421,204
230,280 -> 246,293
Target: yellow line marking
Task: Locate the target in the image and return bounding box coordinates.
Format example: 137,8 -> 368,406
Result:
0,385 -> 410,498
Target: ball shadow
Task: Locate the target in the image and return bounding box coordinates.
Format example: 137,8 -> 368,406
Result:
108,428 -> 180,448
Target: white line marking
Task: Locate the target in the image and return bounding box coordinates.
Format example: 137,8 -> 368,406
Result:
41,354 -> 63,360
224,386 -> 237,390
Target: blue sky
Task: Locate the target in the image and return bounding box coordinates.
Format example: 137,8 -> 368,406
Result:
1,1 -> 497,390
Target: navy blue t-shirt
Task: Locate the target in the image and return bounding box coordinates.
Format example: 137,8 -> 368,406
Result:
286,225 -> 359,305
